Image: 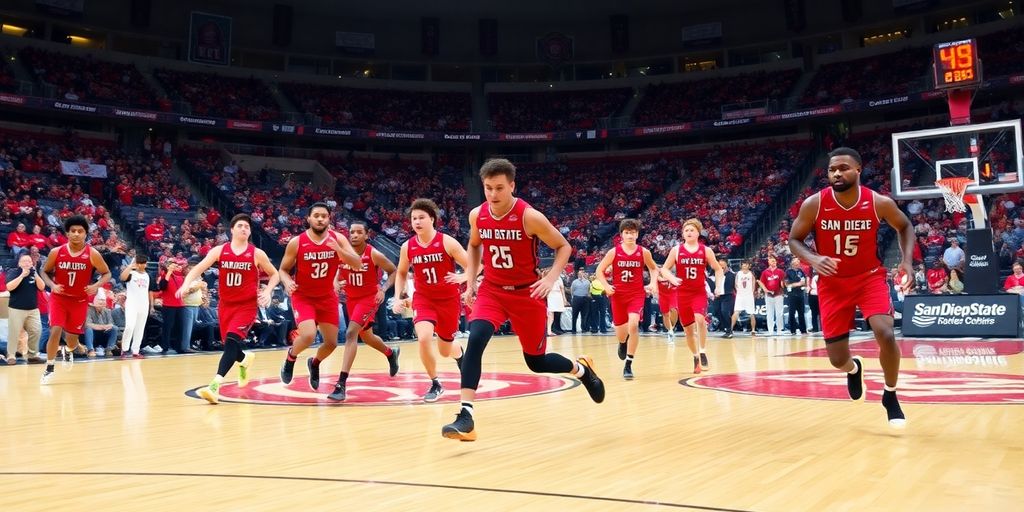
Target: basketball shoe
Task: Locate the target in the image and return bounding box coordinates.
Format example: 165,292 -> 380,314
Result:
442,409 -> 476,441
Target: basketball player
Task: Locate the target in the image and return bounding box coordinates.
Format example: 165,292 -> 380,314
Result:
392,198 -> 468,402
657,274 -> 679,341
442,158 -> 605,442
594,219 -> 659,380
660,219 -> 724,374
278,203 -> 363,390
731,260 -> 758,335
38,215 -> 112,384
179,214 -> 280,404
327,221 -> 401,401
789,147 -> 915,428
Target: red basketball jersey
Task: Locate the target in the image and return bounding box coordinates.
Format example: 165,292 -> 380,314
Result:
657,276 -> 678,296
477,198 -> 539,287
295,230 -> 342,298
676,243 -> 708,293
813,186 -> 882,278
53,244 -> 94,298
343,244 -> 379,299
218,242 -> 259,304
612,244 -> 646,295
408,231 -> 458,299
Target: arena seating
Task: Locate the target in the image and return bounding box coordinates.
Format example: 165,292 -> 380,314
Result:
633,69 -> 801,126
19,47 -> 158,108
280,83 -> 471,132
800,47 -> 930,107
488,88 -> 632,132
155,69 -> 280,120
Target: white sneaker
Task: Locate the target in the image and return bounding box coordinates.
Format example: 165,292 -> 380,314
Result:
60,346 -> 74,369
40,370 -> 54,385
143,346 -> 160,354
96,347 -> 105,357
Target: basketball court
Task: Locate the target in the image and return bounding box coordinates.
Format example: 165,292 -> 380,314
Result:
2,333 -> 1022,511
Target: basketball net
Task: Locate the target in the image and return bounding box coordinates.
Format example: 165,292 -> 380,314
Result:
935,176 -> 972,213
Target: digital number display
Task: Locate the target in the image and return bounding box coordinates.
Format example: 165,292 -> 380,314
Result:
933,39 -> 981,89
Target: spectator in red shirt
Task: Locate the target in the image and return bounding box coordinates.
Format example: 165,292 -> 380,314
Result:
925,229 -> 945,249
47,226 -> 67,247
758,256 -> 787,336
926,262 -> 948,294
7,222 -> 29,257
1004,262 -> 1024,298
144,218 -> 165,242
27,225 -> 47,250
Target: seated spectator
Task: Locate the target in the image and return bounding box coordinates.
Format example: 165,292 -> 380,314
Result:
927,261 -> 949,294
84,294 -> 120,357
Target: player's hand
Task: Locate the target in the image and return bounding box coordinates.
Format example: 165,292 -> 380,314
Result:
392,299 -> 408,315
529,277 -> 555,300
85,283 -> 100,296
668,276 -> 682,286
603,284 -> 616,296
257,290 -> 271,308
374,289 -> 385,305
444,272 -> 467,285
462,286 -> 477,308
174,285 -> 188,299
898,262 -> 915,294
645,283 -> 658,297
284,280 -> 298,296
810,255 -> 841,277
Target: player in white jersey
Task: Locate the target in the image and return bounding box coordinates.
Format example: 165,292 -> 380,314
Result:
119,252 -> 153,358
731,260 -> 757,336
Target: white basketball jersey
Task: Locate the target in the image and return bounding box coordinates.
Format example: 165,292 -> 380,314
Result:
736,270 -> 755,298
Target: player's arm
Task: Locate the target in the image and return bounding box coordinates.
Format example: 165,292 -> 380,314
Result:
255,248 -> 280,308
524,207 -> 571,300
594,248 -> 616,295
85,248 -> 112,296
331,231 -> 363,268
462,207 -> 484,304
393,242 -> 411,313
178,245 -> 222,298
788,193 -> 838,276
659,246 -> 681,285
875,192 -> 917,292
278,237 -> 299,295
372,248 -> 398,305
705,247 -> 724,296
642,248 -> 660,296
442,234 -> 469,284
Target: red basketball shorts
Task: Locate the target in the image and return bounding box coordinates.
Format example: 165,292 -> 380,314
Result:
469,281 -> 547,356
345,295 -> 378,332
292,293 -> 340,327
218,302 -> 257,341
413,293 -> 460,341
818,267 -> 893,341
676,290 -> 709,327
659,289 -> 678,314
610,291 -> 645,326
49,294 -> 88,335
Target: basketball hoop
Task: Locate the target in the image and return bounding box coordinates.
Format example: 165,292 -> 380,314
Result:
935,177 -> 973,213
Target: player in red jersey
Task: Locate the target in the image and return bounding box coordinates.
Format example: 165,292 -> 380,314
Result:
277,202 -> 363,390
442,158 -> 605,442
326,221 -> 401,401
659,218 -> 724,375
657,274 -> 679,341
790,147 -> 915,428
595,219 -> 659,380
38,215 -> 111,384
179,214 -> 280,404
392,198 -> 469,402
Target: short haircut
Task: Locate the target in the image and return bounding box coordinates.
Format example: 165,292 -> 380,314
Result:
229,213 -> 252,229
409,198 -> 440,224
682,218 -> 703,233
349,221 -> 367,231
619,218 -> 641,233
135,252 -> 148,264
828,147 -> 863,166
63,215 -> 88,233
308,202 -> 331,216
479,158 -> 516,182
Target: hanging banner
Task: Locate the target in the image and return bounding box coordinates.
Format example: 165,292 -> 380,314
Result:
188,11 -> 233,66
60,160 -> 108,178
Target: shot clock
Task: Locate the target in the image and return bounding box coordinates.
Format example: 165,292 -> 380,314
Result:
933,39 -> 982,90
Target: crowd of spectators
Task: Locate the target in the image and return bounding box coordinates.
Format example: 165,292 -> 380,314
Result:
799,47 -> 930,107
0,57 -> 16,93
488,88 -> 632,132
978,26 -> 1024,78
281,83 -> 471,132
19,47 -> 161,109
155,69 -> 280,121
633,69 -> 801,126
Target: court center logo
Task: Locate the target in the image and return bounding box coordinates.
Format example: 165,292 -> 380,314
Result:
186,371 -> 577,406
911,301 -> 1006,328
684,370 -> 1024,404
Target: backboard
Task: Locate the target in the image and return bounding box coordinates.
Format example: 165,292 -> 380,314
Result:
891,119 -> 1023,200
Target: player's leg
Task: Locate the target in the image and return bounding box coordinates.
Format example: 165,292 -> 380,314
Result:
308,321 -> 340,391
819,278 -> 866,403
694,313 -> 709,369
413,320 -> 445,402
623,311 -> 641,380
678,301 -> 700,373
328,319 -> 363,402
358,328 -> 399,375
862,271 -> 905,428
281,295 -> 318,385
432,300 -> 463,365
611,295 -> 629,360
